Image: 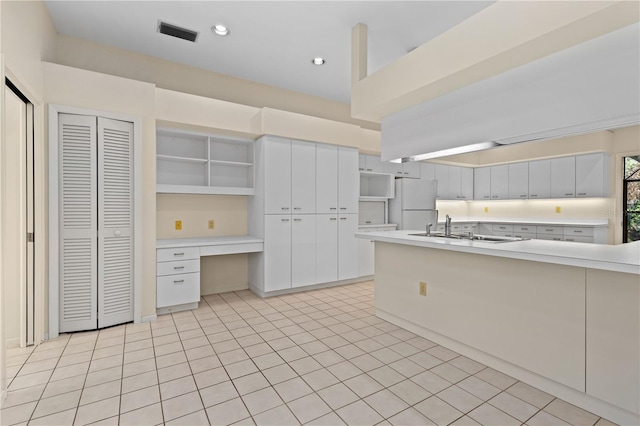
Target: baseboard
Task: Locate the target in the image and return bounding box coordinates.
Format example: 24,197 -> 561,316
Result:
140,314 -> 157,323
377,309 -> 639,426
156,302 -> 198,316
250,276 -> 371,298
5,338 -> 19,349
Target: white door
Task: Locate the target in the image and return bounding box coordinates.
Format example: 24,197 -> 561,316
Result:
528,159 -> 551,199
264,138 -> 291,214
264,215 -> 291,291
490,165 -> 509,200
474,167 -> 491,200
508,162 -> 529,199
316,214 -> 338,284
550,157 -> 576,198
291,215 -> 316,288
316,144 -> 338,214
59,114 -> 98,333
358,231 -> 375,277
338,147 -> 359,214
291,141 -> 316,214
338,214 -> 358,280
97,118 -> 134,328
576,153 -> 606,198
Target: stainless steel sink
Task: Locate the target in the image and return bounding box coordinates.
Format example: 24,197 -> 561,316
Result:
408,232 -> 527,243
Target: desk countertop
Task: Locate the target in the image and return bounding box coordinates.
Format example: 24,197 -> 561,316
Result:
157,236 -> 264,249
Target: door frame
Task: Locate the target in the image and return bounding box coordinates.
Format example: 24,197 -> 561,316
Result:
48,104 -> 142,339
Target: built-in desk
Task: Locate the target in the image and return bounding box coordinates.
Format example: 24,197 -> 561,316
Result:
156,236 -> 264,313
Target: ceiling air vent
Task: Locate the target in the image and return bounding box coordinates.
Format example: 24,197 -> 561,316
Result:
158,21 -> 199,42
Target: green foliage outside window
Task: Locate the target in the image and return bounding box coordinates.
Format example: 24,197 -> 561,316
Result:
625,156 -> 640,242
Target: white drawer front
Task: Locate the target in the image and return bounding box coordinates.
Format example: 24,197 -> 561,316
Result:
536,225 -> 564,235
157,247 -> 200,262
536,234 -> 564,241
513,232 -> 537,240
564,227 -> 594,237
492,224 -> 514,232
157,259 -> 200,277
563,236 -> 594,243
157,273 -> 200,308
493,230 -> 514,237
514,225 -> 535,233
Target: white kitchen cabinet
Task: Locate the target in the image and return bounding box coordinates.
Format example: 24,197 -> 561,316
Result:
421,162 -> 436,180
528,159 -> 551,199
384,160 -> 403,176
317,144 -> 338,213
461,167 -> 474,200
338,214 -> 359,280
338,147 -> 359,214
291,141 -> 316,214
576,153 -> 609,198
490,165 -> 509,200
263,215 -> 292,292
401,161 -> 421,179
291,215 -> 316,288
359,154 -> 385,173
264,137 -> 292,214
316,215 -> 338,284
508,162 -> 529,199
474,167 -> 491,200
360,172 -> 395,198
448,166 -> 462,200
435,165 -> 450,199
551,156 -> 576,198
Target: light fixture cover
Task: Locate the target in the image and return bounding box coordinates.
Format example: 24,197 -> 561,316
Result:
312,57 -> 325,65
212,24 -> 229,36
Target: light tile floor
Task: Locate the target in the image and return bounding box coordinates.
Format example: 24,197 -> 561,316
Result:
1,281 -> 616,426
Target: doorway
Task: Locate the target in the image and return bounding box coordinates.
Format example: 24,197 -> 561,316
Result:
3,79 -> 35,347
623,155 -> 640,243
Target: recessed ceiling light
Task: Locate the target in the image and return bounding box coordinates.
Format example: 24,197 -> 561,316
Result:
312,57 -> 325,66
212,24 -> 229,36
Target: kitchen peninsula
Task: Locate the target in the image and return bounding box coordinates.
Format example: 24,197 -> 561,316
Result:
357,230 -> 640,425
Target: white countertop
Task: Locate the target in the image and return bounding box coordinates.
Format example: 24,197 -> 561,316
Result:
157,236 -> 263,249
358,223 -> 398,229
356,230 -> 640,275
435,217 -> 608,226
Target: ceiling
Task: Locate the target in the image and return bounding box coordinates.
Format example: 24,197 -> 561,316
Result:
44,1 -> 493,104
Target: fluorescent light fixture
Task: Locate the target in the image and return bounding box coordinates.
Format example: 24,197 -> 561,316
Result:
312,57 -> 325,65
212,24 -> 229,36
401,141 -> 499,162
389,158 -> 403,163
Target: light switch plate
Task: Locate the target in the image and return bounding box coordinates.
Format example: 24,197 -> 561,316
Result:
419,282 -> 427,296
208,219 -> 215,229
555,206 -> 561,213
175,220 -> 182,230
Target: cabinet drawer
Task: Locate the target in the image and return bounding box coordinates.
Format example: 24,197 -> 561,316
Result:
536,225 -> 564,235
157,259 -> 200,277
513,232 -> 537,240
157,273 -> 200,308
563,227 -> 594,237
493,230 -> 514,237
536,234 -> 564,241
492,224 -> 514,232
514,225 -> 535,233
452,224 -> 475,232
157,247 -> 200,262
563,236 -> 594,243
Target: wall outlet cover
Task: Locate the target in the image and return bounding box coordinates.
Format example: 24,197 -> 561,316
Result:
175,220 -> 182,230
484,207 -> 489,213
555,206 -> 561,213
419,282 -> 427,296
208,219 -> 215,229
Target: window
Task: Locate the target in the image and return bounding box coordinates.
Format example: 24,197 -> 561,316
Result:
623,155 -> 640,243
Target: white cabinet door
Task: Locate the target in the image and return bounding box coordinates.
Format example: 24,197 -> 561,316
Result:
365,155 -> 385,173
551,157 -> 576,198
528,159 -> 551,199
508,162 -> 529,200
474,167 -> 491,200
384,160 -> 403,176
291,140 -> 316,214
264,215 -> 292,292
316,144 -> 338,214
358,229 -> 375,277
358,154 -> 366,172
264,138 -> 291,214
435,165 -> 450,199
291,215 -> 316,288
338,214 -> 359,280
460,167 -> 474,200
490,165 -> 509,200
448,166 -> 462,199
402,162 -> 421,179
316,214 -> 338,284
338,147 -> 359,214
421,162 -> 436,180
576,153 -> 608,198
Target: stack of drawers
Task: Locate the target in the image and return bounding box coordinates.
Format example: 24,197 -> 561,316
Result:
156,247 -> 201,308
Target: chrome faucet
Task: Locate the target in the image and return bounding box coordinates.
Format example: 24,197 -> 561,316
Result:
426,223 -> 432,236
444,215 -> 452,237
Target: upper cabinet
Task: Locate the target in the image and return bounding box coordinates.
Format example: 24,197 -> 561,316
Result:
317,144 -> 339,214
359,154 -> 420,178
550,157 -> 576,198
156,129 -> 254,195
508,162 -> 529,199
358,154 -> 385,173
435,165 -> 450,199
474,167 -> 491,200
263,137 -> 292,214
528,160 -> 551,199
576,153 -> 610,198
338,147 -> 359,213
291,141 -> 316,214
490,165 -> 509,200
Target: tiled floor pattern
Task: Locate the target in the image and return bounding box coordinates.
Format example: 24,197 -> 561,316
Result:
1,281 -> 616,426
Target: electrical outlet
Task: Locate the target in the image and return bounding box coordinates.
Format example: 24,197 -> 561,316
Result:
208,219 -> 215,230
419,282 -> 427,296
484,207 -> 489,213
175,220 -> 182,231
555,206 -> 561,214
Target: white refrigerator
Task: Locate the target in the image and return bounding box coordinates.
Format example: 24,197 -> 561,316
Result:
389,179 -> 438,230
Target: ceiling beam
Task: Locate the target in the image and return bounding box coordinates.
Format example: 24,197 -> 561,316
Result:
351,1 -> 640,123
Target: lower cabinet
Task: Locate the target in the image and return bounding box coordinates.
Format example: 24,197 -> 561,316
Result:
264,215 -> 293,292
317,215 -> 338,284
292,215 -> 316,288
338,214 -> 358,280
156,247 -> 201,308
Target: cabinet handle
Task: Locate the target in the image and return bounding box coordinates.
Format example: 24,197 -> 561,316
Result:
340,217 -> 347,220
293,218 -> 302,222
565,193 -> 573,196
173,266 -> 184,270
578,192 -> 586,196
281,207 -> 289,210
340,207 -> 347,210
293,207 -> 301,210
359,167 -> 364,171
573,230 -> 583,233
522,227 -> 529,231
492,196 -> 498,198
330,218 -> 337,221
329,207 -> 337,210
365,221 -> 371,224
565,238 -> 574,241
281,219 -> 290,222
366,168 -> 373,171
553,237 -> 561,241
545,228 -> 553,232
530,194 -> 537,197
173,279 -> 184,284
484,196 -> 490,199
173,252 -> 184,256
403,172 -> 409,175
520,195 -> 527,198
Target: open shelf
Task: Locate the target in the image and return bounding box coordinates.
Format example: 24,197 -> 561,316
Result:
360,172 -> 395,198
157,154 -> 208,164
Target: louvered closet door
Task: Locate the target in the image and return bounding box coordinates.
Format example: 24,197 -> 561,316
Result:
59,114 -> 98,333
98,117 -> 134,328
